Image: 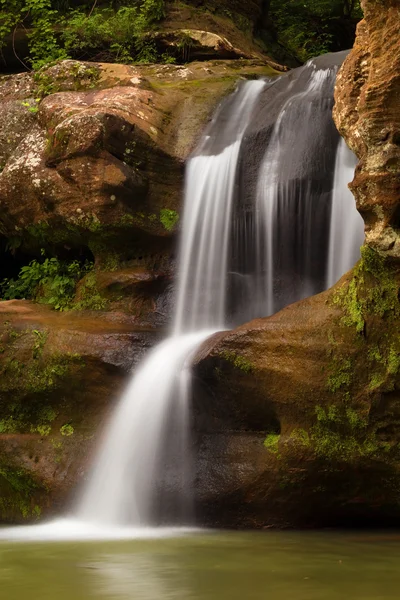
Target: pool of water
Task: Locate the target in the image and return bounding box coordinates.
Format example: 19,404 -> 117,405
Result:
1,529 -> 400,599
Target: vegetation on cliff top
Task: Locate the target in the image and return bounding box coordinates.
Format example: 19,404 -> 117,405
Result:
0,0 -> 363,70
261,0 -> 362,63
0,0 -> 167,69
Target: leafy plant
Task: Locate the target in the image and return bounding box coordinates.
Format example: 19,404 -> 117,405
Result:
60,423 -> 74,436
61,0 -> 165,63
0,0 -> 165,68
267,0 -> 363,62
160,208 -> 179,231
0,250 -> 92,311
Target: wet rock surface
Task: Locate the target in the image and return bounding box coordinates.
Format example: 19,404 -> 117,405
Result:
0,300 -> 162,521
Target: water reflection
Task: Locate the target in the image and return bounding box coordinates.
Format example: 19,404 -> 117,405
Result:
1,531 -> 400,600
87,552 -> 192,599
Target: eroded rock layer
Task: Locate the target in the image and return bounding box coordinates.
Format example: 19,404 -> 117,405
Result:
333,0 -> 400,259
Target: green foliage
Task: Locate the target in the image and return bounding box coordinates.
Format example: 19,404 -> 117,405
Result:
73,271 -> 108,311
0,251 -> 93,311
327,357 -> 352,393
0,0 -> 68,69
264,433 -> 280,454
292,405 -> 389,462
268,0 -> 362,62
60,423 -> 74,436
60,0 -> 166,64
333,246 -> 399,332
160,208 -> 179,231
0,465 -> 42,520
62,6 -> 139,63
0,0 -> 165,69
220,351 -> 253,373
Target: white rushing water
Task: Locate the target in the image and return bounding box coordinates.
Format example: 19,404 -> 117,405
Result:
254,57 -> 364,317
327,138 -> 365,288
75,79 -> 266,529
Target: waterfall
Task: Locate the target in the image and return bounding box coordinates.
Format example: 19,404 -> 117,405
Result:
77,80 -> 265,527
0,53 -> 366,541
227,52 -> 365,321
327,138 -> 365,288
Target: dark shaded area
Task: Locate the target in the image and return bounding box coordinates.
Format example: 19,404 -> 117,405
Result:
227,52 -> 347,325
0,234 -> 95,285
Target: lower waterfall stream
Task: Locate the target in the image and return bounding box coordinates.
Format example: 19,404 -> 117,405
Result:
0,52 -> 365,540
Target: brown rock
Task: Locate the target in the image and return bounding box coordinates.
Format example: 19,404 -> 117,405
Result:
0,59 -> 277,262
0,300 -> 162,522
193,258 -> 400,527
333,0 -> 400,259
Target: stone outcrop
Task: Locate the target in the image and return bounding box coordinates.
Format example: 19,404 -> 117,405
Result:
0,59 -> 276,266
333,0 -> 400,260
0,57 -> 278,522
1,0 -> 399,527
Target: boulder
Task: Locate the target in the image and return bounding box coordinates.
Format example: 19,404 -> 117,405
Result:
193,254 -> 400,527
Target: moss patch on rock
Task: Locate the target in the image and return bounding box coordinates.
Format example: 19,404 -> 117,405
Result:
0,464 -> 44,521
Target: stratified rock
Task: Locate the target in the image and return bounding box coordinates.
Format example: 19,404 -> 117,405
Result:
0,300 -> 161,522
193,254 -> 400,528
0,59 -> 277,263
333,0 -> 400,260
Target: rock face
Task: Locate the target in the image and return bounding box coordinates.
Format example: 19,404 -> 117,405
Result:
0,58 -> 278,522
333,0 -> 400,260
0,300 -> 160,521
193,257 -> 400,527
0,59 -> 276,266
0,0 -> 398,527
192,0 -> 400,528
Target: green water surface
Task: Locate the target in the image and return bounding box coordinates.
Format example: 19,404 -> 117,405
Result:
1,530 -> 400,599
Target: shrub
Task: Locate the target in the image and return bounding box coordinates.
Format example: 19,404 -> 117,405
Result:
0,0 -> 166,68
0,251 -> 92,311
267,0 -> 363,62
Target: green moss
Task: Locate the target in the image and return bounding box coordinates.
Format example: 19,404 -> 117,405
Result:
160,208 -> 179,231
34,63 -> 100,98
0,333 -> 84,435
388,346 -> 400,376
72,271 -> 108,311
333,246 -> 399,333
367,345 -> 384,363
60,423 -> 74,436
0,465 -> 43,520
369,373 -> 386,391
333,277 -> 364,333
220,350 -> 254,373
264,433 -> 280,454
291,405 -> 390,463
102,252 -> 120,272
327,357 -> 352,393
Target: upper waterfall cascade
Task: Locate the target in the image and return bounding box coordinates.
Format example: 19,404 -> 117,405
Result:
12,52 -> 365,534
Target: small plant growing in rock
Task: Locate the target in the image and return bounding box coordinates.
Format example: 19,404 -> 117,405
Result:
60,424 -> 74,436
160,208 -> 179,231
